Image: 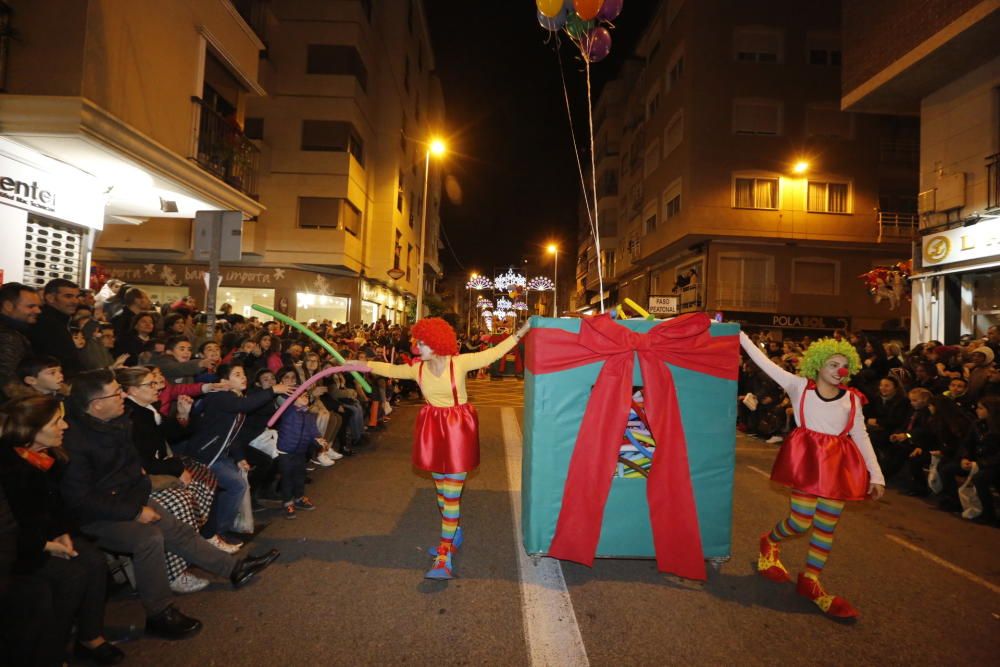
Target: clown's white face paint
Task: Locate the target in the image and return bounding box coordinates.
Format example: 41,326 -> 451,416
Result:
416,341 -> 436,361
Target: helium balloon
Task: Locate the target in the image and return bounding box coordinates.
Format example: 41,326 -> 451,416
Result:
537,0 -> 563,18
585,26 -> 612,62
574,0 -> 604,21
597,0 -> 623,21
565,13 -> 594,41
537,8 -> 567,31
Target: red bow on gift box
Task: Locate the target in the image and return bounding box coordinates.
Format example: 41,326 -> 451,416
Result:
526,312 -> 738,580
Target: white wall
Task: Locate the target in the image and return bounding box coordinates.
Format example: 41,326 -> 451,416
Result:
0,205 -> 27,283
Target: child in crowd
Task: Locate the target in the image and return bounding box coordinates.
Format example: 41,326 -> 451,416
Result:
7,356 -> 66,400
275,391 -> 325,519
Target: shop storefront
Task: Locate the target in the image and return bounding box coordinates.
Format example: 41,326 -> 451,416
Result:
911,215 -> 1000,345
0,140 -> 105,287
720,310 -> 852,340
361,280 -> 409,325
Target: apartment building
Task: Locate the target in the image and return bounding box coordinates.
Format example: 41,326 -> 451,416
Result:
841,0 -> 1000,345
574,0 -> 919,339
0,0 -> 264,299
0,0 -> 443,325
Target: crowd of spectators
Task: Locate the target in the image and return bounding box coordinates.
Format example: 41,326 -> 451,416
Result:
739,326 -> 1000,528
0,278 -> 426,665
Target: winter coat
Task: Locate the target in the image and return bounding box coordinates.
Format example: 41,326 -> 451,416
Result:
60,413 -> 151,524
0,450 -> 73,572
124,400 -> 190,477
0,314 -> 33,396
276,405 -> 320,455
27,305 -> 81,379
181,389 -> 278,465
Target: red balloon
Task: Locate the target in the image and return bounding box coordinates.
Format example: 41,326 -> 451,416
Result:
574,0 -> 604,21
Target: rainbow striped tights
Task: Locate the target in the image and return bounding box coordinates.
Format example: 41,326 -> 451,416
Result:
431,472 -> 467,547
768,490 -> 845,578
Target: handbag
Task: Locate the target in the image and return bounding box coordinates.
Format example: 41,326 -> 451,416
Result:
958,462 -> 982,519
927,454 -> 943,494
248,428 -> 279,459
232,469 -> 255,534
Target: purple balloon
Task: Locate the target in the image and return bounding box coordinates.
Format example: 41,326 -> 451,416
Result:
598,0 -> 623,21
586,27 -> 612,62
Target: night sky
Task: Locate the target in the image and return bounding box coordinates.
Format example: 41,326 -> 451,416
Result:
424,1 -> 657,278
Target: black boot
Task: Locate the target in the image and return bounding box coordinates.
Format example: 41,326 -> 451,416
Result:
145,605 -> 202,640
73,640 -> 125,665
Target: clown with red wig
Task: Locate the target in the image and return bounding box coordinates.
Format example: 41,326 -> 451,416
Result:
360,316 -> 531,579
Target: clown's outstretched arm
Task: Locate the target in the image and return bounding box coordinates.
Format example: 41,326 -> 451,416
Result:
457,320 -> 530,372
739,331 -> 802,392
364,361 -> 418,380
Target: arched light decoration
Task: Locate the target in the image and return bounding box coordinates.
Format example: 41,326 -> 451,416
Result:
513,301 -> 528,311
481,309 -> 493,318
476,297 -> 493,309
466,275 -> 493,290
496,297 -> 512,311
493,269 -> 526,291
527,276 -> 555,291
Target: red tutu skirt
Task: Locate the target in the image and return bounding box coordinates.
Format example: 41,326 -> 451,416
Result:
770,426 -> 870,501
413,403 -> 480,473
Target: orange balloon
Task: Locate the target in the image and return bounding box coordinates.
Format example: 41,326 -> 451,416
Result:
574,0 -> 604,21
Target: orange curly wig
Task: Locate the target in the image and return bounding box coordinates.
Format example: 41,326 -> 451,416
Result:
411,317 -> 458,356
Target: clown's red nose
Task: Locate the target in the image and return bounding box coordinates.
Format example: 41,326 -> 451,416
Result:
837,367 -> 850,378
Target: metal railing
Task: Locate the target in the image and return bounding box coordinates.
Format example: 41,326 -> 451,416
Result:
877,211 -> 919,242
676,283 -> 703,312
191,97 -> 260,199
988,152 -> 1000,211
714,282 -> 778,310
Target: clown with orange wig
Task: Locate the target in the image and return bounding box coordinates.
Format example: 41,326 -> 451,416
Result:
740,332 -> 885,618
360,317 -> 531,579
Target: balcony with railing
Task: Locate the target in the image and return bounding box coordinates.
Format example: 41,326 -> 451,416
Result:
714,282 -> 779,310
988,152 -> 1000,211
877,211 -> 919,242
676,283 -> 703,313
191,97 -> 261,199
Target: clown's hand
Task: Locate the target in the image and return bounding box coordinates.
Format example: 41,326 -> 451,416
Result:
868,483 -> 885,501
516,320 -> 531,339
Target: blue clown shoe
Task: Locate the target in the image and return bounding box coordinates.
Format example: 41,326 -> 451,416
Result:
427,527 -> 463,557
425,546 -> 454,580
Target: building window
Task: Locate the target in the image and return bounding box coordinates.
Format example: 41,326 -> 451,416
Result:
300,120 -> 365,166
393,230 -> 402,269
406,243 -> 413,280
297,197 -> 362,235
643,139 -> 660,178
805,105 -> 853,139
306,45 -> 368,91
360,0 -> 373,22
664,178 -> 682,220
734,27 -> 783,63
644,211 -> 657,235
807,181 -> 850,213
664,109 -> 683,157
646,87 -> 661,121
397,170 -> 404,212
409,192 -> 416,227
806,31 -> 841,66
733,99 -> 782,135
716,252 -> 775,309
598,170 -> 618,197
667,48 -> 684,90
734,177 -> 778,209
244,117 -> 264,140
791,258 -> 840,295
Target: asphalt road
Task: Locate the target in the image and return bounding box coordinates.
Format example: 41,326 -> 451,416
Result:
104,379 -> 1000,666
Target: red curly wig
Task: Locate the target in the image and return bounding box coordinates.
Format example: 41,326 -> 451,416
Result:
410,317 -> 459,356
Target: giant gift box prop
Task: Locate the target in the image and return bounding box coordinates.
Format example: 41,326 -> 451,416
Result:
522,312 -> 739,581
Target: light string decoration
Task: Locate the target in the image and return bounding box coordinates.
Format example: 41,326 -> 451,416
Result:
527,276 -> 555,291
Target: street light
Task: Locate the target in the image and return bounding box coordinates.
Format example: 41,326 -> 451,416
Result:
547,243 -> 558,317
793,160 -> 809,174
415,136 -> 447,321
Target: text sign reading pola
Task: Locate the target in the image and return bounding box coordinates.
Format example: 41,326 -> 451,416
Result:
647,295 -> 679,316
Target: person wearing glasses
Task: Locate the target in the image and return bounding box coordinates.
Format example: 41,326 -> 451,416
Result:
59,369 -> 280,640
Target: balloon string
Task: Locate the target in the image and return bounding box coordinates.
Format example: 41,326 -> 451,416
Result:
584,56 -> 606,313
556,44 -> 596,240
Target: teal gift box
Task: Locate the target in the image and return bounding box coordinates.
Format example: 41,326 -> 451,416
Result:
521,315 -> 739,561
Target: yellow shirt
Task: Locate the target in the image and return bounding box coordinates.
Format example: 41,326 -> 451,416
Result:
367,335 -> 521,407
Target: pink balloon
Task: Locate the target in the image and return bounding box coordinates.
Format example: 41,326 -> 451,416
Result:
597,0 -> 622,21
266,364 -> 370,428
585,27 -> 612,62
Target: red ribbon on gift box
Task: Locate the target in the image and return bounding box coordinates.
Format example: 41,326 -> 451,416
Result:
526,312 -> 738,580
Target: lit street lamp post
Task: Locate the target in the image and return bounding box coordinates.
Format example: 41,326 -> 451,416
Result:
415,138 -> 446,322
547,243 -> 558,317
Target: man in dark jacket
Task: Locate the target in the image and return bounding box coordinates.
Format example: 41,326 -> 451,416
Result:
61,369 -> 279,640
0,282 -> 41,398
110,287 -> 152,342
182,363 -> 291,539
27,278 -> 82,380
887,388 -> 934,484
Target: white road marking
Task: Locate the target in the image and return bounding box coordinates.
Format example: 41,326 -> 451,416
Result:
747,465 -> 771,478
501,408 -> 590,667
885,534 -> 1000,595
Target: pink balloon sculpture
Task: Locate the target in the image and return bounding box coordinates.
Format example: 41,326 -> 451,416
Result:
267,363 -> 371,428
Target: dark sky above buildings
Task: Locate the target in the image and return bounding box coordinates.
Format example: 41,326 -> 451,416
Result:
424,1 -> 656,279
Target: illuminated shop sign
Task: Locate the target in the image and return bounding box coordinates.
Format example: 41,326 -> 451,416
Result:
921,217 -> 1000,267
